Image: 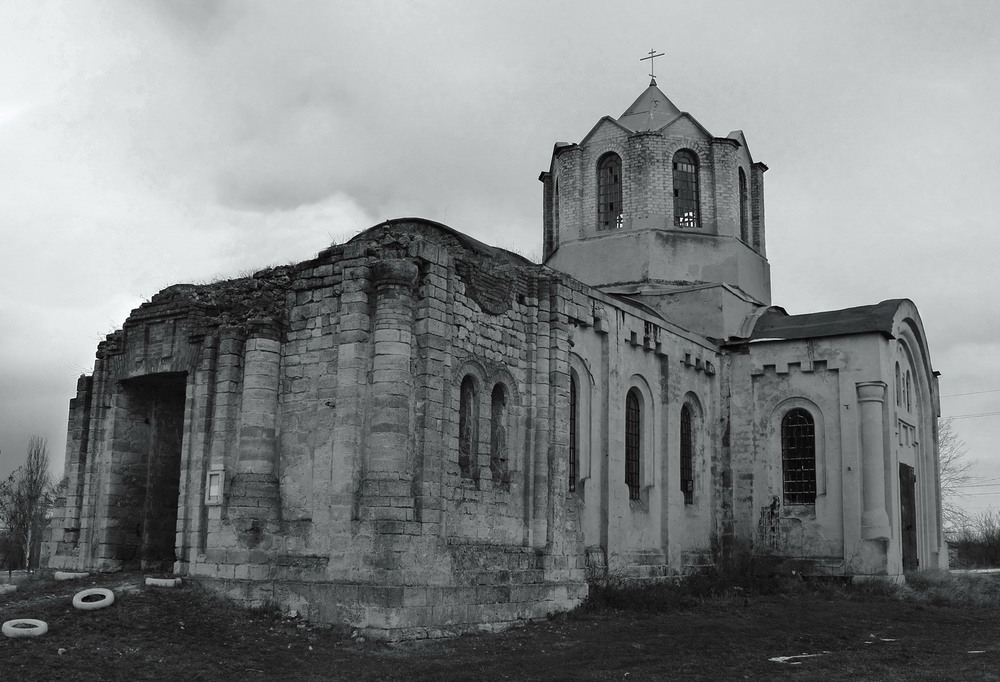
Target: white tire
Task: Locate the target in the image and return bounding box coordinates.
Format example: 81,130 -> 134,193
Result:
0,584 -> 16,595
54,571 -> 89,581
144,577 -> 181,588
2,619 -> 48,638
72,587 -> 115,611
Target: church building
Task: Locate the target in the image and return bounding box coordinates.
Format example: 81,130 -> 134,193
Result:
44,77 -> 946,640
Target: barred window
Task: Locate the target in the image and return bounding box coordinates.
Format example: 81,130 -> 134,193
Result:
739,168 -> 749,243
673,150 -> 700,228
569,375 -> 578,492
781,409 -> 816,505
459,375 -> 479,479
895,363 -> 902,407
597,153 -> 623,231
680,405 -> 693,505
625,389 -> 641,500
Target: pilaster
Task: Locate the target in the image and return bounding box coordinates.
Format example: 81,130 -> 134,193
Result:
857,381 -> 891,540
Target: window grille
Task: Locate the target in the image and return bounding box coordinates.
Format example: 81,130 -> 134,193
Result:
781,408 -> 816,504
625,389 -> 641,500
597,153 -> 623,231
680,405 -> 693,505
569,375 -> 578,492
673,150 -> 700,228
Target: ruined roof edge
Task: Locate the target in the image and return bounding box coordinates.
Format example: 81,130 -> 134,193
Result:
347,217 -> 535,266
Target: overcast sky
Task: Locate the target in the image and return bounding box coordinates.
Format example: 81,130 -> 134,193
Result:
2,0 -> 998,519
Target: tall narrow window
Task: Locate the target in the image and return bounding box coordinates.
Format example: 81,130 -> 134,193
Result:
597,153 -> 623,230
490,384 -> 509,487
625,389 -> 641,500
905,371 -> 912,412
895,363 -> 902,407
673,150 -> 700,228
553,179 -> 560,234
739,168 -> 749,243
680,405 -> 693,505
459,376 -> 479,479
781,409 -> 816,505
569,375 -> 578,492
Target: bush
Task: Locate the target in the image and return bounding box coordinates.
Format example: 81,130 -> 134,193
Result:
950,511 -> 1000,568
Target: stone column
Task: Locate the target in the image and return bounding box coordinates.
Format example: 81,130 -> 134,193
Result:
531,277 -> 552,548
857,381 -> 890,540
364,259 -> 419,532
228,319 -> 282,547
61,375 -> 94,552
175,334 -> 216,571
236,320 -> 281,476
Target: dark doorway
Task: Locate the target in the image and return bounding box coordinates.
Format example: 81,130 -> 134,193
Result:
114,372 -> 187,571
899,463 -> 918,571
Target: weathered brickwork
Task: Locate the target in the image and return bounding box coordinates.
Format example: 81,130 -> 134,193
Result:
45,80 -> 947,639
542,83 -> 771,312
45,221 -> 597,639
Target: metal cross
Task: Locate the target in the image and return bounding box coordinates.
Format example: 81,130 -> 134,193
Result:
640,49 -> 665,81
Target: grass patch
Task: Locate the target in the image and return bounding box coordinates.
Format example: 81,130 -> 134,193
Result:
3,570 -> 1000,680
905,570 -> 1000,607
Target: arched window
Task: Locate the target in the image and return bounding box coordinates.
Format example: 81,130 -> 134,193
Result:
781,409 -> 816,505
625,389 -> 641,500
459,376 -> 479,479
597,153 -> 623,230
569,375 -> 578,492
673,150 -> 700,228
895,363 -> 902,407
905,371 -> 912,412
739,168 -> 749,242
490,384 -> 509,487
680,405 -> 694,505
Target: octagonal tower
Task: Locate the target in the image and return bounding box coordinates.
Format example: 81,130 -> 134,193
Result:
540,79 -> 770,339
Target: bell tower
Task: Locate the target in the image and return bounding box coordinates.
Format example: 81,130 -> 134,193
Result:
539,74 -> 771,339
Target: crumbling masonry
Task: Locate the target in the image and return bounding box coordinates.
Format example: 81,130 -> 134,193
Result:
45,79 -> 948,639
47,223 -> 592,638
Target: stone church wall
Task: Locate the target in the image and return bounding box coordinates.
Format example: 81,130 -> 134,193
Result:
44,221 -> 591,640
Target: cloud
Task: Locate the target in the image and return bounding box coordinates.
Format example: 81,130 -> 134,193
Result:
1,1 -> 999,513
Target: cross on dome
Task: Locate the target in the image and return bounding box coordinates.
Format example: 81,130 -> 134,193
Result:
640,49 -> 665,85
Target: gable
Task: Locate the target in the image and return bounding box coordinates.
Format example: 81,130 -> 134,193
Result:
579,115 -> 632,147
657,112 -> 712,141
727,130 -> 754,164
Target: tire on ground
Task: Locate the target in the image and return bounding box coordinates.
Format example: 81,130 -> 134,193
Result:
54,571 -> 89,581
2,619 -> 48,638
72,587 -> 115,611
144,577 -> 182,587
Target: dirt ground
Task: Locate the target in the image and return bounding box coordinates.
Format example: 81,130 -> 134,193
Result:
2,573 -> 1000,681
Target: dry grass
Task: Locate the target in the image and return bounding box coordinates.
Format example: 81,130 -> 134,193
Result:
2,570 -> 1000,680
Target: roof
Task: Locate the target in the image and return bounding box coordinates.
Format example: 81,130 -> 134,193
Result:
346,217 -> 535,266
618,81 -> 682,132
749,299 -> 907,341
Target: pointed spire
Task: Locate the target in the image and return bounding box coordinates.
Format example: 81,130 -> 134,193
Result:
618,82 -> 681,132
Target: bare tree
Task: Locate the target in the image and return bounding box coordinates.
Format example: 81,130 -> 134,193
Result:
938,417 -> 974,531
0,437 -> 54,573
